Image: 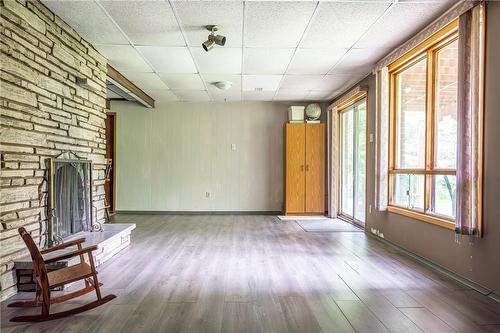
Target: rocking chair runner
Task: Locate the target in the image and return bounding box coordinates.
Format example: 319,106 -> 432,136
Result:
9,227 -> 116,322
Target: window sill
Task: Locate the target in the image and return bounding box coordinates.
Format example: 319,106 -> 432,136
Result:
387,205 -> 455,231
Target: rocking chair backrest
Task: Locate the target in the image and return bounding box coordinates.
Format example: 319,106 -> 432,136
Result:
18,227 -> 48,286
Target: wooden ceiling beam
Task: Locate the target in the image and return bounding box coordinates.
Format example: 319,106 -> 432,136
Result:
106,64 -> 155,108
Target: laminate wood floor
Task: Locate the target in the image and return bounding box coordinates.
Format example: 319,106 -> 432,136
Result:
2,214 -> 500,333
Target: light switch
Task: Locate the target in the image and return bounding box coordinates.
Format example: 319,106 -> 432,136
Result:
231,144 -> 236,151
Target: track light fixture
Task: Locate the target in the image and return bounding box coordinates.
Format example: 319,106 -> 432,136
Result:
202,39 -> 215,52
202,25 -> 226,52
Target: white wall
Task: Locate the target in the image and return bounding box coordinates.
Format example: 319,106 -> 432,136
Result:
111,101 -> 291,212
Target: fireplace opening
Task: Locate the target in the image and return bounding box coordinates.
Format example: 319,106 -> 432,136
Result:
48,159 -> 92,246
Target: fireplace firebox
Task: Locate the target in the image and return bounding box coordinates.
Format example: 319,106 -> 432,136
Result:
48,158 -> 94,247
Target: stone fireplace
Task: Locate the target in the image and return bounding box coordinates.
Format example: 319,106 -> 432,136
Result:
48,158 -> 93,247
0,0 -> 136,300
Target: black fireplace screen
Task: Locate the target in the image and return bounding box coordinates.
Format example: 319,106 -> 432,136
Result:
50,160 -> 92,244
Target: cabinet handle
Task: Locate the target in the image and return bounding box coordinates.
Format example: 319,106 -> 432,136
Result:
306,165 -> 309,171
300,165 -> 304,171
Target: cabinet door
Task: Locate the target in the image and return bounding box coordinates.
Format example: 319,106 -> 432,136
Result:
305,124 -> 325,213
285,124 -> 306,214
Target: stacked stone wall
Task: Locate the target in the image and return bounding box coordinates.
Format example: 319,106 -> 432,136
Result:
0,0 -> 107,300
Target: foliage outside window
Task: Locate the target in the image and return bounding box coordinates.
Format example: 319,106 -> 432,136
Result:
388,20 -> 459,229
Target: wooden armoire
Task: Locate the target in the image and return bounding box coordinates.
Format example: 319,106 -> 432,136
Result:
284,123 -> 325,215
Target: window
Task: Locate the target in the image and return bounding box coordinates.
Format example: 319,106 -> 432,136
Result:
388,20 -> 459,229
339,98 -> 366,225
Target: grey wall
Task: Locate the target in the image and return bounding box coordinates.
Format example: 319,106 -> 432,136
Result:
111,101 -> 291,212
338,2 -> 500,293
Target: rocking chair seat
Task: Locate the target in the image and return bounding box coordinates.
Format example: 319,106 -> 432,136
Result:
48,263 -> 93,288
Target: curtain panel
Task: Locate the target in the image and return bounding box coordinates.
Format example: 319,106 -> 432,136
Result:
456,3 -> 485,236
374,67 -> 389,211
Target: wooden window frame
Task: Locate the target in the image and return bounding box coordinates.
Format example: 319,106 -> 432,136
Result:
387,20 -> 459,230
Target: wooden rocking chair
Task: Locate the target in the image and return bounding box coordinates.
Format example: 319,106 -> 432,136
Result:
9,227 -> 116,322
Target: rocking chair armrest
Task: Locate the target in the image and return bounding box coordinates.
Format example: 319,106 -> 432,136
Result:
40,238 -> 86,254
43,245 -> 98,264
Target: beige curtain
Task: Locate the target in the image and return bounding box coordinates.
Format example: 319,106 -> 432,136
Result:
456,3 -> 485,236
374,67 -> 389,211
327,105 -> 337,218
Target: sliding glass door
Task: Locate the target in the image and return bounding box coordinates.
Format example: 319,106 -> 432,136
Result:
339,99 -> 366,225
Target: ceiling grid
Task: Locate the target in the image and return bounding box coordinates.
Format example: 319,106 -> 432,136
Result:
43,0 -> 457,104
272,1 -> 321,101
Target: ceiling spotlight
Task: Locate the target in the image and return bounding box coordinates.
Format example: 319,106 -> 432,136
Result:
202,39 -> 215,52
213,81 -> 232,90
209,34 -> 226,46
202,25 -> 226,52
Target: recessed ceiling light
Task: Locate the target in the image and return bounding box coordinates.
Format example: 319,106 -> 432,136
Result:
213,81 -> 232,90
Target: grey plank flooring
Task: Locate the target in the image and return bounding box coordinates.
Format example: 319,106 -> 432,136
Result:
1,214 -> 499,333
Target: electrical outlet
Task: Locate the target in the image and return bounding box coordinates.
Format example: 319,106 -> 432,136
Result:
231,143 -> 236,151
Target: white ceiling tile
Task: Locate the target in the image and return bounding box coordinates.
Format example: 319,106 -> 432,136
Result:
355,2 -> 455,49
274,89 -> 310,101
280,75 -> 324,90
281,74 -> 356,92
243,91 -> 276,101
243,48 -> 294,74
172,90 -> 211,102
173,1 -> 243,47
148,90 -> 179,104
245,2 -> 317,48
191,48 -> 242,74
121,72 -> 169,91
242,75 -> 283,91
95,45 -> 151,72
158,74 -> 205,90
43,1 -> 128,45
322,74 -> 360,91
210,90 -> 242,102
307,90 -> 335,101
99,1 -> 184,46
301,2 -> 391,49
287,48 -> 347,75
329,48 -> 390,74
137,46 -> 197,73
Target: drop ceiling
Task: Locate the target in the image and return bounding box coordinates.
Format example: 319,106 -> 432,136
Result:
43,0 -> 455,103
